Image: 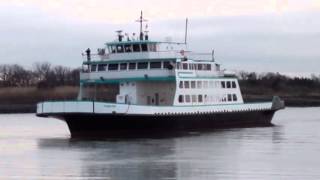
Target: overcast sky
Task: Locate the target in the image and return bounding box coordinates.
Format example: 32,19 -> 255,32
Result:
0,0 -> 319,76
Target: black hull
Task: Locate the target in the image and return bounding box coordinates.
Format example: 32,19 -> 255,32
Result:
50,109 -> 277,137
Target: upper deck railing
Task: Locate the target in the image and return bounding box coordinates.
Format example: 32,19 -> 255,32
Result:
82,50 -> 215,64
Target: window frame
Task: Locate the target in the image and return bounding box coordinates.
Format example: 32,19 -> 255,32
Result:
120,63 -> 128,70
108,63 -> 119,71
150,62 -> 162,69
128,62 -> 136,70
137,62 -> 148,69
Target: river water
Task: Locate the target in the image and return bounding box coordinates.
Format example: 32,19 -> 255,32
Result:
0,107 -> 320,179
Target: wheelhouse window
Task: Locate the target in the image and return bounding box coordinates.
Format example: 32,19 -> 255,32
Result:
91,64 -> 97,72
182,63 -> 188,70
98,64 -> 107,71
197,64 -> 202,70
108,64 -> 118,71
116,45 -> 124,53
129,62 -> 136,70
110,46 -> 116,53
120,63 -> 127,70
141,43 -> 148,52
124,44 -> 132,52
133,44 -> 140,52
137,62 -> 148,69
149,44 -> 157,52
150,62 -> 161,69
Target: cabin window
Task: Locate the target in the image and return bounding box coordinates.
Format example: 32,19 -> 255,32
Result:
197,64 -> 202,70
192,95 -> 197,102
91,64 -> 97,72
150,62 -> 161,69
221,81 -> 226,88
137,62 -> 148,69
182,63 -> 188,70
203,81 -> 208,88
141,43 -> 148,52
98,64 -> 107,71
204,95 -> 208,102
202,64 -> 207,70
191,81 -> 196,88
163,61 -> 172,69
128,63 -> 136,70
116,45 -> 124,53
232,81 -> 236,88
216,81 -> 220,88
178,95 -> 184,103
108,64 -> 118,71
193,64 -> 197,70
133,44 -> 140,52
207,64 -> 212,70
197,81 -> 202,88
184,81 -> 190,89
189,64 -> 194,70
222,95 -> 227,102
110,46 -> 116,53
185,95 -> 191,103
209,81 -> 214,88
124,44 -> 132,52
228,94 -> 232,101
120,63 -> 127,70
198,95 -> 203,103
179,81 -> 183,88
227,81 -> 231,88
233,94 -> 237,101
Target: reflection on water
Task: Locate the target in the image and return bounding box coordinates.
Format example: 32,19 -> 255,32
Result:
1,108 -> 320,179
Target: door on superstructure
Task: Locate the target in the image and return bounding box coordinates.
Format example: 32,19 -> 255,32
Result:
155,93 -> 159,106
147,96 -> 151,105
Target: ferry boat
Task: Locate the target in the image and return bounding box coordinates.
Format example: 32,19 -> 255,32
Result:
36,13 -> 285,137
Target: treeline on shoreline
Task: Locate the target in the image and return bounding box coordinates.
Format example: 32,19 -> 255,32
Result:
0,62 -> 80,88
238,72 -> 320,106
0,63 -> 320,113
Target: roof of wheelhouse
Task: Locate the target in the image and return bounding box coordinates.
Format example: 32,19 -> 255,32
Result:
105,40 -> 158,46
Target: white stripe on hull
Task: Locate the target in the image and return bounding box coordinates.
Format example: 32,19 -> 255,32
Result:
37,101 -> 274,116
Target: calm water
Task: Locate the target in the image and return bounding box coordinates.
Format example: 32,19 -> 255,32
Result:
0,108 -> 320,179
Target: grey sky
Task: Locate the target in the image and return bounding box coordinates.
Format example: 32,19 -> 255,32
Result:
0,1 -> 319,76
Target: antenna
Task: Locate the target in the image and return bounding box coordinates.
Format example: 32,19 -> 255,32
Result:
184,18 -> 188,45
212,49 -> 215,62
136,11 -> 147,41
